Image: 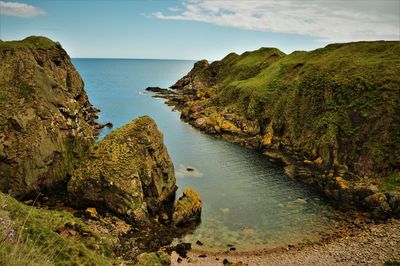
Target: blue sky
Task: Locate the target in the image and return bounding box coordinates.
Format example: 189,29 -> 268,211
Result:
1,0 -> 399,60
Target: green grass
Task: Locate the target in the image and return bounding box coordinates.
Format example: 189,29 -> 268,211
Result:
191,41 -> 400,178
381,172 -> 400,191
0,192 -> 116,266
0,36 -> 59,50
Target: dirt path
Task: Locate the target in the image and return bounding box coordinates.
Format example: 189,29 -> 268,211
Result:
171,219 -> 400,266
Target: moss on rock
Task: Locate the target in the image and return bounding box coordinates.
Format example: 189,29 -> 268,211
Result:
0,36 -> 99,197
68,116 -> 176,224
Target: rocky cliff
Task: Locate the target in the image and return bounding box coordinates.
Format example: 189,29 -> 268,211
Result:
68,116 -> 177,224
0,36 -> 99,197
153,41 -> 400,217
0,36 -> 202,265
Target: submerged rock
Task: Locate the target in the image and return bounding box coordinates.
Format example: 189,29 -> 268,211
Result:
172,188 -> 202,226
0,36 -> 99,197
68,116 -> 176,224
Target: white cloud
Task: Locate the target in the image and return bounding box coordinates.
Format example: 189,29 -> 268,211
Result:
168,6 -> 182,12
0,1 -> 46,17
153,0 -> 399,42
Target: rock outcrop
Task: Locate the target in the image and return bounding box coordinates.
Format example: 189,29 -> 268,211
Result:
0,36 -> 99,197
68,116 -> 177,224
172,188 -> 202,226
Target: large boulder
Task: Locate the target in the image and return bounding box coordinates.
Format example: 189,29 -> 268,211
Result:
0,36 -> 98,197
172,188 -> 202,226
68,116 -> 176,224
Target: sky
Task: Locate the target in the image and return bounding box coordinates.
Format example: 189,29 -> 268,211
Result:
0,0 -> 399,60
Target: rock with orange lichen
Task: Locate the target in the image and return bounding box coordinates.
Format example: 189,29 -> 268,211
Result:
172,188 -> 202,226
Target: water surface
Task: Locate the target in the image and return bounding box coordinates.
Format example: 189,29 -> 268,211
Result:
73,58 -> 338,250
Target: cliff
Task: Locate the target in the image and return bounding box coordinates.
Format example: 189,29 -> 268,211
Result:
68,116 -> 177,224
0,36 -> 99,197
0,36 -> 202,265
157,41 -> 400,217
172,42 -> 400,178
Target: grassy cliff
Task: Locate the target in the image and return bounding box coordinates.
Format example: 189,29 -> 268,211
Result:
172,41 -> 400,183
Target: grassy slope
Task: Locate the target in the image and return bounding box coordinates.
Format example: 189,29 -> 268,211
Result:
0,36 -> 60,49
0,192 -> 116,265
194,41 -> 400,182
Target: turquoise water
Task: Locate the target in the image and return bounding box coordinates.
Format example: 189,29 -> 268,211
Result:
73,59 -> 337,250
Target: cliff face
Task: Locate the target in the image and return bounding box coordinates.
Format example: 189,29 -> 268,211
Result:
171,42 -> 400,180
160,41 -> 400,217
0,36 -> 99,197
68,116 -> 177,224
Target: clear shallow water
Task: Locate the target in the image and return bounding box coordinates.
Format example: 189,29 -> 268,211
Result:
73,59 -> 338,250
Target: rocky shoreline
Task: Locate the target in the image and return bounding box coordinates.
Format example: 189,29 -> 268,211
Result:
0,36 -> 203,265
170,217 -> 400,265
1,36 -> 399,265
146,42 -> 400,221
146,85 -> 400,220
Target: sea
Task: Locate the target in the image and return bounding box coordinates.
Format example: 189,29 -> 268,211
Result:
72,58 -> 338,250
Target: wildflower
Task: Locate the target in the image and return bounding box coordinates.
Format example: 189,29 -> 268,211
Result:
0,217 -> 16,242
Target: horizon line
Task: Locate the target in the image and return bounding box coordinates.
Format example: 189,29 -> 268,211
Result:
71,57 -> 199,61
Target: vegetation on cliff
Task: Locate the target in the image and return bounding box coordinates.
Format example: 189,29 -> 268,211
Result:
68,116 -> 177,224
153,41 -> 400,217
171,41 -> 400,185
0,36 -> 202,265
0,192 -> 116,265
0,36 -> 99,197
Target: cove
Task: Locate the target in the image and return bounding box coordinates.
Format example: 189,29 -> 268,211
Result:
73,58 -> 339,251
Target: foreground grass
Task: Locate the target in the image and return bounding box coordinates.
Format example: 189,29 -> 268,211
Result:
0,192 -> 116,265
0,235 -> 54,266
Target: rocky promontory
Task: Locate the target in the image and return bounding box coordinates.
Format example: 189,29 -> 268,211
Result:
0,36 -> 202,265
0,36 -> 99,197
68,116 -> 177,224
149,41 -> 400,218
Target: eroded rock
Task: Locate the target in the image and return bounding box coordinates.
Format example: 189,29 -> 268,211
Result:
0,36 -> 99,197
172,188 -> 202,226
68,116 -> 176,224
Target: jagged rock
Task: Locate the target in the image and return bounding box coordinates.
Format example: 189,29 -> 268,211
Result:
0,36 -> 99,197
135,251 -> 170,266
68,116 -> 176,224
172,188 -> 202,226
170,59 -> 210,91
